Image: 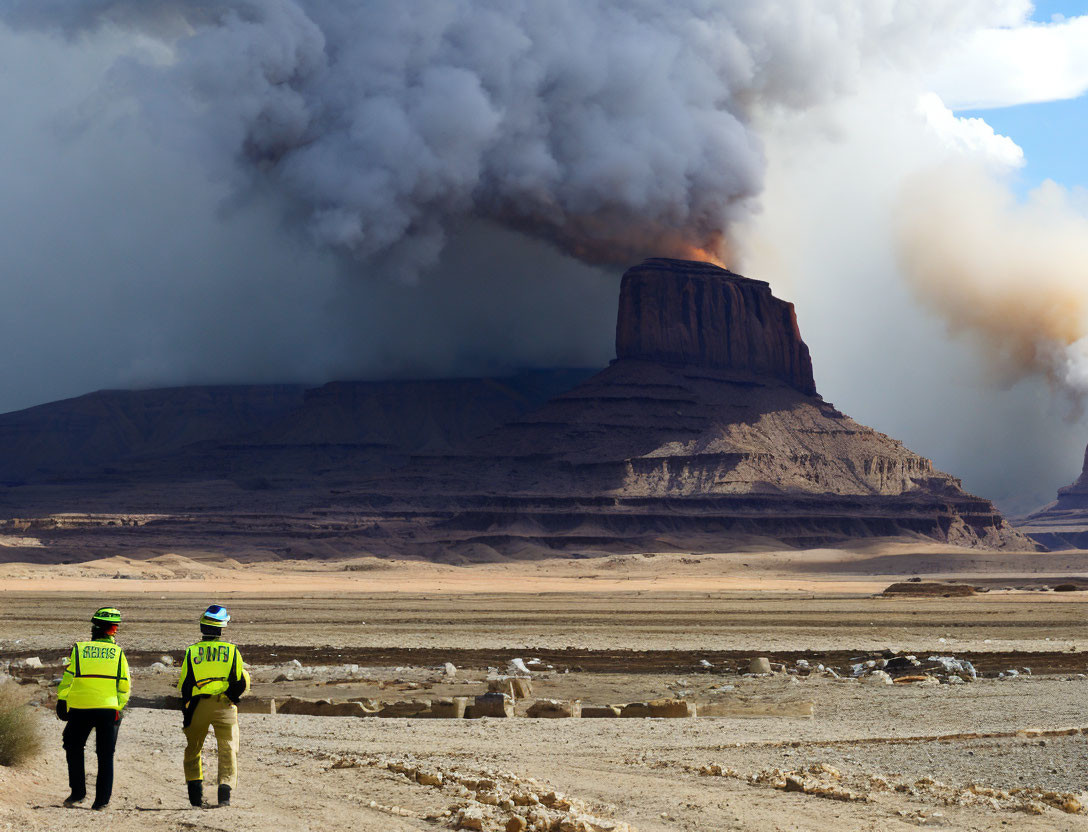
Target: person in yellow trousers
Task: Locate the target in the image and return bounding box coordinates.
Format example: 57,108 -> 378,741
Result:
177,604 -> 250,808
56,607 -> 130,811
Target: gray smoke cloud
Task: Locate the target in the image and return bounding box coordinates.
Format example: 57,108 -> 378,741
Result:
0,0 -> 1033,420
0,0 -> 1023,273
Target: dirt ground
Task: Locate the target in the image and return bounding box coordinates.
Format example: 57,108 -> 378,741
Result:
2,548 -> 1088,831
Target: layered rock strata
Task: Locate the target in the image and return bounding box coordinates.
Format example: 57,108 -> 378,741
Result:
338,259 -> 1031,557
0,370 -> 592,487
0,259 -> 1032,560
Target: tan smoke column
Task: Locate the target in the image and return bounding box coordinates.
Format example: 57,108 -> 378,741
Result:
895,163 -> 1088,394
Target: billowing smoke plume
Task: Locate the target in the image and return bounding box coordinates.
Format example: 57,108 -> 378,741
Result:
896,164 -> 1088,396
0,0 -> 1029,275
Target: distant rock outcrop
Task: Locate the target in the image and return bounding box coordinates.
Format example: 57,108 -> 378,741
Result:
1019,443 -> 1088,549
1052,444 -> 1088,511
616,258 -> 816,394
0,370 -> 593,487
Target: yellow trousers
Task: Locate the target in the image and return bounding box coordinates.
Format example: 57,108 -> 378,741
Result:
183,694 -> 239,788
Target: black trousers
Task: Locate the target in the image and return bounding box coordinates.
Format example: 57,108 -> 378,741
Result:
62,708 -> 120,804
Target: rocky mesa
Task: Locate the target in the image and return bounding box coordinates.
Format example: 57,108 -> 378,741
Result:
339,259 -> 1034,558
0,258 -> 1035,561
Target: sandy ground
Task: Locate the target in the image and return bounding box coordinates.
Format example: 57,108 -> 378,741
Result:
2,541 -> 1088,596
2,689 -> 1088,832
2,547 -> 1088,831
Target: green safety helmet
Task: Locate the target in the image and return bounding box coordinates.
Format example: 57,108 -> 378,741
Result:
200,604 -> 230,628
91,607 -> 122,625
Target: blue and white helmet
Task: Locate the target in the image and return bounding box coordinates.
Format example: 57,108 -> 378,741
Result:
200,604 -> 231,628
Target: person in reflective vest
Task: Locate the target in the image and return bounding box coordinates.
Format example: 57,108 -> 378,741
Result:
177,604 -> 250,808
55,607 -> 130,811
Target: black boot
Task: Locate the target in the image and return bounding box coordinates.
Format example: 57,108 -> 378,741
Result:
187,780 -> 203,808
90,801 -> 109,811
217,784 -> 231,807
63,793 -> 85,807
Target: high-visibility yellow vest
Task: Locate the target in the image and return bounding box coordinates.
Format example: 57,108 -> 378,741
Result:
57,639 -> 130,710
179,640 -> 243,697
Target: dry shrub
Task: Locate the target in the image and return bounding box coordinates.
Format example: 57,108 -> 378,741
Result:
0,680 -> 42,767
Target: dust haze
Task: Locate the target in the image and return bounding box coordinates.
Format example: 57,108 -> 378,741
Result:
896,164 -> 1088,398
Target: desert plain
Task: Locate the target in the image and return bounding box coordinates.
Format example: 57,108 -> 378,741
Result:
0,545 -> 1086,832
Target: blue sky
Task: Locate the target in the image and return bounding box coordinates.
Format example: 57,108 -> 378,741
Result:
958,2 -> 1088,193
1030,0 -> 1088,23
959,95 -> 1087,192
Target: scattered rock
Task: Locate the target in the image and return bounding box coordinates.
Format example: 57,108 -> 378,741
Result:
526,699 -> 581,718
748,657 -> 772,675
414,769 -> 442,786
275,697 -> 378,717
427,697 -> 469,719
457,806 -> 487,830
862,671 -> 893,686
508,658 -> 531,676
884,656 -> 922,674
377,699 -> 432,718
581,705 -> 621,718
488,676 -> 534,699
620,698 -> 695,718
467,692 -> 515,719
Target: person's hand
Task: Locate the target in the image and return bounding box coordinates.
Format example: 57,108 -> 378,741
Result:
56,700 -> 68,721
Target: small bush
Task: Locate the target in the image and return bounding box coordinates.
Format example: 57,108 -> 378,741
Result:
0,681 -> 42,767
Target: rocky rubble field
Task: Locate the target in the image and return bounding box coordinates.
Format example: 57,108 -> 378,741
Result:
2,587 -> 1088,830
3,672 -> 1088,832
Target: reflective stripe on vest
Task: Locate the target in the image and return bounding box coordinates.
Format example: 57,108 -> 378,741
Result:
187,641 -> 236,695
65,641 -> 124,709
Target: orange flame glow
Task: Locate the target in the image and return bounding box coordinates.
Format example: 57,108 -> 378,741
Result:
681,245 -> 729,268
667,230 -> 731,268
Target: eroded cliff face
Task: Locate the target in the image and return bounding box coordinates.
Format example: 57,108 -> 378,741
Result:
1019,443 -> 1088,548
0,259 -> 1035,562
338,260 -> 1033,556
615,259 -> 816,395
1053,444 -> 1088,509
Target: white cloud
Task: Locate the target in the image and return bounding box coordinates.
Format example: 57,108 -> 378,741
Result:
931,14 -> 1088,109
916,92 -> 1024,169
